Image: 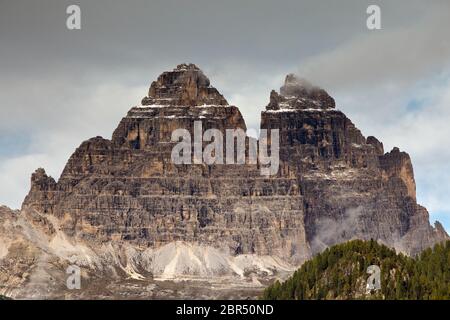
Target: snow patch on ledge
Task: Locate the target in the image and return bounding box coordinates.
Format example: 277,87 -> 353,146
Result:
263,107 -> 339,113
134,104 -> 230,109
134,104 -> 169,109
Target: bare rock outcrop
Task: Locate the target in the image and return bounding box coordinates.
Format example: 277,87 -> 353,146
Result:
261,74 -> 447,255
141,63 -> 228,106
0,65 -> 447,299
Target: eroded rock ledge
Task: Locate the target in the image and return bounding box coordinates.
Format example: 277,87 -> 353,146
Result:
0,64 -> 447,299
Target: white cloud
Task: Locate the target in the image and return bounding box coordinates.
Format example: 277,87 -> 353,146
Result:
0,81 -> 145,209
381,79 -> 450,219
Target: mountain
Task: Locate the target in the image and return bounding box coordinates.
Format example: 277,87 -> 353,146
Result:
0,64 -> 448,299
262,239 -> 450,300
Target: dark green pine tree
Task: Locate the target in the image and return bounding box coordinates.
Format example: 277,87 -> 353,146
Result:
262,240 -> 450,300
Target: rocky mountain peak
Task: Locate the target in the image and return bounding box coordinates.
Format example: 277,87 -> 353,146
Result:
30,168 -> 55,186
3,65 -> 447,299
280,74 -> 317,96
267,73 -> 335,111
141,63 -> 228,107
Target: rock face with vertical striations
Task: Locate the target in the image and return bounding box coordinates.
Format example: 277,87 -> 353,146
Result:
21,64 -> 307,264
1,65 -> 448,299
261,74 -> 447,255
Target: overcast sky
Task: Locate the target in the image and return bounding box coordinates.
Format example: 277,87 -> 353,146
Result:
1,0 -> 450,231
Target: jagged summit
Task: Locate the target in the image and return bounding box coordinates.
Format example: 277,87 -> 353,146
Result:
266,73 -> 335,111
141,63 -> 228,107
1,64 -> 448,299
115,64 -> 246,147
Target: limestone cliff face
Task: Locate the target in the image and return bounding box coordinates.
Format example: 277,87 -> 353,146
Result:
260,74 -> 447,255
141,63 -> 228,107
379,147 -> 416,200
21,66 -> 448,258
22,64 -> 309,265
3,64 -> 447,298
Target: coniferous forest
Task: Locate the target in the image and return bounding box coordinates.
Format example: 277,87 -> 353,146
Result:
262,239 -> 450,300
